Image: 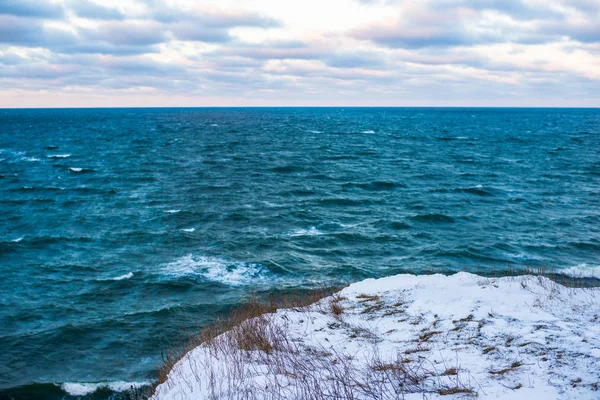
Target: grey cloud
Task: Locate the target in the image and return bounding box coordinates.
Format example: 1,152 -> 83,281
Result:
0,16 -> 161,55
539,20 -> 600,43
0,15 -> 74,46
0,15 -> 44,44
70,0 -> 124,20
359,0 -> 566,21
0,64 -> 75,80
324,52 -> 385,68
351,0 -> 600,49
211,41 -> 387,70
145,3 -> 280,29
0,52 -> 29,65
213,41 -> 328,60
53,42 -> 162,56
0,0 -> 64,19
442,0 -> 564,20
80,21 -> 167,46
168,23 -> 231,43
352,24 -> 496,49
559,0 -> 600,15
0,2 -> 282,55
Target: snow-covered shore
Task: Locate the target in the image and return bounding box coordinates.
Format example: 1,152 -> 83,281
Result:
152,272 -> 600,399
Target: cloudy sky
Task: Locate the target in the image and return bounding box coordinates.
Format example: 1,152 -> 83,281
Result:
0,0 -> 599,107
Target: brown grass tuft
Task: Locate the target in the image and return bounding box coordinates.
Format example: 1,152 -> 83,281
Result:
148,286 -> 341,396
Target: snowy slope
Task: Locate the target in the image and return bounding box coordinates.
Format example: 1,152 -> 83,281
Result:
152,272 -> 600,399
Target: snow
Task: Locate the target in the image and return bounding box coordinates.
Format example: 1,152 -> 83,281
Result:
152,272 -> 600,399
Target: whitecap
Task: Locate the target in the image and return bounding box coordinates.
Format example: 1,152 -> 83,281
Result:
110,272 -> 134,281
211,123 -> 219,127
165,209 -> 181,213
362,130 -> 375,134
289,226 -> 324,237
559,264 -> 600,279
61,381 -> 150,396
307,130 -> 322,134
181,228 -> 195,232
48,154 -> 71,159
162,255 -> 268,286
70,167 -> 83,172
11,236 -> 24,243
23,157 -> 40,162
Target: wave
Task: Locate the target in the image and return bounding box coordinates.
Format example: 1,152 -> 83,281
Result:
181,228 -> 196,232
11,186 -> 65,193
105,272 -> 134,281
362,130 -> 375,134
289,226 -> 324,237
389,221 -> 411,230
61,380 -> 150,396
48,154 -> 71,159
11,236 -> 24,243
270,165 -> 305,173
162,255 -> 270,286
569,241 -> 600,251
319,197 -> 375,206
70,167 -> 94,173
410,213 -> 455,223
559,264 -> 600,279
455,185 -> 493,196
342,181 -> 406,191
437,136 -> 472,141
22,156 -> 40,162
164,209 -> 181,213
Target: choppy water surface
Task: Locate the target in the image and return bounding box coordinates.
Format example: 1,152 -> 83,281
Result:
1,108 -> 599,398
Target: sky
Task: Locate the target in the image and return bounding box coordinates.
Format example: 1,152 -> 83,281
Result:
0,0 -> 599,107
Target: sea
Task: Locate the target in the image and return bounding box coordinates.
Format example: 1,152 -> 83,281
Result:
1,107 -> 599,399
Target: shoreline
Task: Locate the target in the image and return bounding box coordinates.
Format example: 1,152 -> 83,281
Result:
151,272 -> 600,399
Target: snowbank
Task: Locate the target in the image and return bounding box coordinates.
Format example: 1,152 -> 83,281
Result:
152,272 -> 600,399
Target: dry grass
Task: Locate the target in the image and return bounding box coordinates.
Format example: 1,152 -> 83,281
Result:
149,286 -> 340,397
150,284 -> 478,399
437,386 -> 476,396
329,294 -> 345,318
418,330 -> 442,342
441,367 -> 458,376
489,361 -> 523,375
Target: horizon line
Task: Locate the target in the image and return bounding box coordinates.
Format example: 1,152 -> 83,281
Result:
1,105 -> 599,110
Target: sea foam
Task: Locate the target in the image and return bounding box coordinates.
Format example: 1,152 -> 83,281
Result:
162,255 -> 268,286
61,381 -> 149,396
289,226 -> 324,237
560,264 -> 600,279
110,272 -> 134,281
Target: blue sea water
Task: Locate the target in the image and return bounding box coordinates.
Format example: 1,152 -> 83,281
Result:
0,107 -> 599,398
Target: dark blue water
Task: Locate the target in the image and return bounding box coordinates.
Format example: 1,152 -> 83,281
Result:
1,108 -> 599,398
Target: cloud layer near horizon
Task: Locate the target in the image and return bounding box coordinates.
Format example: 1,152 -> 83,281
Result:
0,0 -> 599,107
